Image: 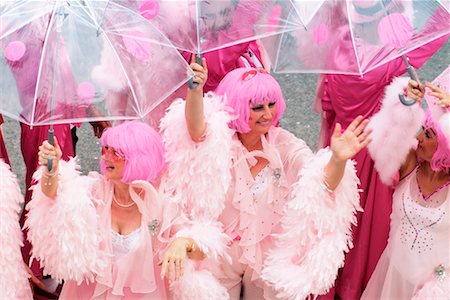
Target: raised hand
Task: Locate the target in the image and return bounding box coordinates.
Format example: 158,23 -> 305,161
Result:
330,116 -> 371,162
406,79 -> 425,102
189,56 -> 208,91
426,81 -> 450,107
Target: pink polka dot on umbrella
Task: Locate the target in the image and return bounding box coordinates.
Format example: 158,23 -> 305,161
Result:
122,31 -> 152,61
4,41 -> 26,61
77,82 -> 95,100
313,23 -> 329,45
378,13 -> 413,49
139,0 -> 160,20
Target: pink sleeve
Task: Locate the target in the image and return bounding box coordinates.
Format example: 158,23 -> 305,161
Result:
366,77 -> 424,185
262,149 -> 361,299
0,160 -> 32,299
25,159 -> 107,284
160,92 -> 234,258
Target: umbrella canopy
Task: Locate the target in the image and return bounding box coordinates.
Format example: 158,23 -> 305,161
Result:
0,0 -> 193,126
262,0 -> 450,75
106,0 -> 305,55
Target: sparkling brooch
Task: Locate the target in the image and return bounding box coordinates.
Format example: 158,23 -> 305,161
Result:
434,264 -> 446,281
272,168 -> 281,186
148,219 -> 160,236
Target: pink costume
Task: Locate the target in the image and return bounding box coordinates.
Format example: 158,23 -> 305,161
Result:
361,77 -> 449,298
6,15 -> 80,276
160,93 -> 362,300
316,34 -> 448,298
25,159 -> 168,299
0,160 -> 32,299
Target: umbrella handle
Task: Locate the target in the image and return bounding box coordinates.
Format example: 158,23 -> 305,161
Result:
398,55 -> 418,106
188,54 -> 203,89
398,93 -> 417,106
47,129 -> 54,172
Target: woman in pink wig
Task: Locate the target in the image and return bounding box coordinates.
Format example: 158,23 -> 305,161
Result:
163,59 -> 371,300
25,120 -> 211,299
314,3 -> 449,298
362,76 -> 450,299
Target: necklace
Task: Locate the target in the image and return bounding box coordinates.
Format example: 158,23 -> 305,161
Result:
113,193 -> 136,208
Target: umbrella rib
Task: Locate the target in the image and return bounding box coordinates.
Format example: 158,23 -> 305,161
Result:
0,3 -> 53,40
436,0 -> 450,14
345,0 -> 364,77
30,3 -> 59,126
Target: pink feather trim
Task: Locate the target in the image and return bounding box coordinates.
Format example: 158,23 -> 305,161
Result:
160,92 -> 234,220
367,77 -> 424,185
170,260 -> 229,300
174,219 -> 231,261
0,160 -> 32,299
25,159 -> 107,284
262,149 -> 361,300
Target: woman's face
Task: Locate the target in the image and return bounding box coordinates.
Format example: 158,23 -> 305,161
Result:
248,100 -> 277,135
101,146 -> 125,181
416,127 -> 439,161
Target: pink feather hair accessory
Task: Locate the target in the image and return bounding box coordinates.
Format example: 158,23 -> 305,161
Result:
4,41 -> 26,61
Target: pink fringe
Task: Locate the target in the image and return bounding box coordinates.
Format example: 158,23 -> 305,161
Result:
170,260 -> 229,300
0,160 -> 32,299
261,149 -> 361,300
25,159 -> 107,284
160,93 -> 234,257
367,77 -> 425,185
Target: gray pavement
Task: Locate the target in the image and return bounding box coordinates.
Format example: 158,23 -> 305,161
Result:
3,41 -> 449,193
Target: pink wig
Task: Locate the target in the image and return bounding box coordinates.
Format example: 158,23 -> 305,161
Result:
100,121 -> 165,183
423,109 -> 450,172
215,67 -> 286,133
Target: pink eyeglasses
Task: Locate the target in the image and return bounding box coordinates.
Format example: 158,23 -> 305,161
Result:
241,68 -> 269,81
101,146 -> 125,162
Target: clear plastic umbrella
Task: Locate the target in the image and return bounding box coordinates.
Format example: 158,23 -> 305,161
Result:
0,0 -> 193,126
262,0 -> 450,76
103,0 -> 305,55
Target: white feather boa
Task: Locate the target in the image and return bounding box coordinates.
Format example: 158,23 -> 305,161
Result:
261,149 -> 361,300
367,77 -> 424,186
0,160 -> 32,299
160,92 -> 234,257
25,158 -> 107,284
170,260 -> 229,300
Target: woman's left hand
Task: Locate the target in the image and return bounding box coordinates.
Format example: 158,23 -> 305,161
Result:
330,116 -> 371,162
160,237 -> 193,281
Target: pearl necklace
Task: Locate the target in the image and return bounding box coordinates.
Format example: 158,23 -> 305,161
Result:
113,193 -> 136,208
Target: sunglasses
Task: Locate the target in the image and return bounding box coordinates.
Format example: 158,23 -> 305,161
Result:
241,68 -> 269,81
101,146 -> 125,162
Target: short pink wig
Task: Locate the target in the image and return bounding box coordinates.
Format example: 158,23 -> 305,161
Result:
423,110 -> 450,172
100,121 -> 165,183
215,67 -> 286,133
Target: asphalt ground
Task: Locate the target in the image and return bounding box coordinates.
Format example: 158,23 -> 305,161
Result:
3,41 -> 449,193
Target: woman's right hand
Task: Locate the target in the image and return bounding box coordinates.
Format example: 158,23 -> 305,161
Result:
189,56 -> 208,92
38,136 -> 62,173
406,79 -> 425,102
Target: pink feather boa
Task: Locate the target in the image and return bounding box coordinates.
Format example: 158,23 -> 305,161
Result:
25,159 -> 107,284
160,92 -> 234,258
0,160 -> 32,299
367,77 -> 424,186
261,149 -> 361,299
